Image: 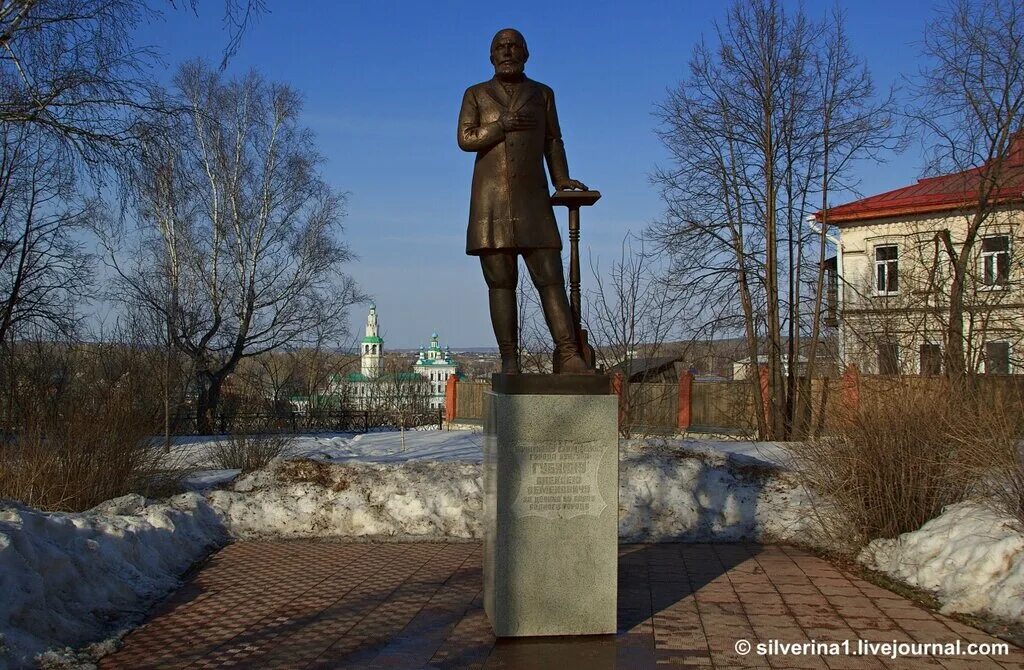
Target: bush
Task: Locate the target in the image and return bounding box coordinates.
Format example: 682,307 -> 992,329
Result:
205,432 -> 292,473
973,439 -> 1024,530
947,389 -> 1024,531
0,345 -> 171,511
789,381 -> 978,551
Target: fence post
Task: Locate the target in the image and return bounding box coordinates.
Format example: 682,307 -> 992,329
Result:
677,371 -> 694,432
290,411 -> 297,433
219,413 -> 226,435
363,410 -> 369,434
611,372 -> 625,427
444,375 -> 458,425
758,365 -> 771,432
840,363 -> 861,422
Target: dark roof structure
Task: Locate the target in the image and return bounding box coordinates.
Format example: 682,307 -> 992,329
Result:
608,355 -> 682,383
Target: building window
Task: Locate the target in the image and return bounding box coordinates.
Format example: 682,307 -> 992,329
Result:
981,235 -> 1010,287
878,341 -> 899,375
919,343 -> 942,376
985,341 -> 1011,374
875,245 -> 898,295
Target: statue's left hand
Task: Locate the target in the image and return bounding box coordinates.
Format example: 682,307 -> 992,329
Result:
555,178 -> 588,191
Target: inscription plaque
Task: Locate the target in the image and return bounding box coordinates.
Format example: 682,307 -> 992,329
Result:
512,439 -> 607,519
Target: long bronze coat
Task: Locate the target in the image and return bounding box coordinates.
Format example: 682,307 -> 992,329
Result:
458,77 -> 570,254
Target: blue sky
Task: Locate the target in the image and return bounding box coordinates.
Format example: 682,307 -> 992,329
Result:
134,0 -> 937,349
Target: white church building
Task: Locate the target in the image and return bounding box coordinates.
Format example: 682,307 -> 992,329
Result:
414,333 -> 459,409
335,305 -> 459,411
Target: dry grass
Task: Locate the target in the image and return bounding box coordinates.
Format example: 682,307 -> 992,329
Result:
947,390 -> 1024,531
279,458 -> 349,491
0,336 -> 189,512
972,441 -> 1024,530
789,381 -> 982,551
205,432 -> 292,473
0,385 -> 168,512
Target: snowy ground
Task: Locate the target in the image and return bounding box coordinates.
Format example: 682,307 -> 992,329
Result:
859,503 -> 1024,623
2,428 -> 1020,668
0,494 -> 227,670
170,429 -> 787,486
169,428 -> 485,472
206,442 -> 818,544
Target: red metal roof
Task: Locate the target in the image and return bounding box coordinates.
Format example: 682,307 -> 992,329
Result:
820,139 -> 1024,224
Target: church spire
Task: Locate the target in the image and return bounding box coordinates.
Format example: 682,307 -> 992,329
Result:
361,303 -> 383,378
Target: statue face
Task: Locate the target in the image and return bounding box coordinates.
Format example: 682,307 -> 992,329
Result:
490,30 -> 527,78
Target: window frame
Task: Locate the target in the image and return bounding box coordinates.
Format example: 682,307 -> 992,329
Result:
979,234 -> 1011,290
919,343 -> 942,376
878,340 -> 900,375
873,243 -> 900,296
984,341 -> 1011,375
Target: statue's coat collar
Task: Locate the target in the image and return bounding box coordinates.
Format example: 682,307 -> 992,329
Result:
485,77 -> 540,112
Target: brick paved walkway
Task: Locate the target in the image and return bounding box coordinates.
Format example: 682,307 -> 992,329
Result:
101,542 -> 1024,669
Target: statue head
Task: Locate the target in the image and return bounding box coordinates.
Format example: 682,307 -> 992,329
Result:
490,28 -> 528,80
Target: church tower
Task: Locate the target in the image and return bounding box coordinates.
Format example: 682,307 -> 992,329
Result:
361,304 -> 383,378
413,331 -> 459,409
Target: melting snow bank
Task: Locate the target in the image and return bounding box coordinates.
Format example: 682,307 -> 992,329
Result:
205,452 -> 820,545
209,459 -> 483,539
859,502 -> 1024,624
0,493 -> 228,669
619,450 -> 818,543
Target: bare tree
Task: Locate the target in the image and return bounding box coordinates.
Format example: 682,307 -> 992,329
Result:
909,0 -> 1024,380
0,0 -> 265,166
585,233 -> 677,436
806,8 -> 904,376
110,62 -> 362,433
650,0 -> 899,439
0,122 -> 93,345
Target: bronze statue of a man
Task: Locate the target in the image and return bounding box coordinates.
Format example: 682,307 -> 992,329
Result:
458,28 -> 589,375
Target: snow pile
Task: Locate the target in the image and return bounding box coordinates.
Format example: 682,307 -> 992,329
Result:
286,430 -> 483,463
635,437 -> 792,468
208,459 -> 483,539
203,447 -> 819,545
859,502 -> 1024,623
618,448 -> 819,543
166,429 -> 484,471
0,493 -> 228,669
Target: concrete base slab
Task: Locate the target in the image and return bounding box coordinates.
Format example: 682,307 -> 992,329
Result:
483,389 -> 618,637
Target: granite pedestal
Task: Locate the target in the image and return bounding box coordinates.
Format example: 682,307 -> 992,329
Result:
483,374 -> 618,637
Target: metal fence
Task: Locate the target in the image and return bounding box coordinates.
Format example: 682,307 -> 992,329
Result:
176,408 -> 445,435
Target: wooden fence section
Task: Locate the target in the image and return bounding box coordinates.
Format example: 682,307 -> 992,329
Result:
454,380 -> 491,423
447,371 -> 1024,435
621,382 -> 679,432
690,380 -> 756,434
856,374 -> 1024,418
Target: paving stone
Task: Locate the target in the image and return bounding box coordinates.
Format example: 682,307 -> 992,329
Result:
99,542 -> 1018,669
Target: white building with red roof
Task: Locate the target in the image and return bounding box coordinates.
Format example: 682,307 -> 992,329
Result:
821,140 -> 1024,375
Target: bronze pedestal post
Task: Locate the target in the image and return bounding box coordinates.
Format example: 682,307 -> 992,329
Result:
551,189 -> 601,373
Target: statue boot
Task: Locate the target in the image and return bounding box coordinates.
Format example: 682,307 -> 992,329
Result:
539,285 -> 590,374
488,288 -> 520,374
